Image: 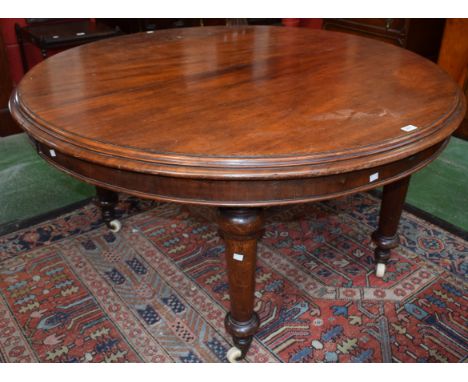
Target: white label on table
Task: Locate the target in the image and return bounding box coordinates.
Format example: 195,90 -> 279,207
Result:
49,149 -> 56,157
401,125 -> 418,132
369,172 -> 379,182
146,30 -> 155,34
233,253 -> 244,262
76,32 -> 86,36
52,35 -> 59,39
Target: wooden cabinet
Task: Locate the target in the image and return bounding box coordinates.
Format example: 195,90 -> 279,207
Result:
324,18 -> 407,45
323,18 -> 446,62
15,20 -> 121,72
0,29 -> 20,136
438,19 -> 468,139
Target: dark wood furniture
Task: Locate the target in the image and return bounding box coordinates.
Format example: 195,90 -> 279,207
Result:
9,26 -> 465,362
322,18 -> 446,62
98,18 -> 206,34
438,19 -> 468,140
0,29 -> 19,136
15,19 -> 121,72
98,18 -> 280,34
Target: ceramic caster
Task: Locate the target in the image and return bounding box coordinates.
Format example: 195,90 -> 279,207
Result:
226,347 -> 243,363
108,219 -> 122,233
376,263 -> 386,278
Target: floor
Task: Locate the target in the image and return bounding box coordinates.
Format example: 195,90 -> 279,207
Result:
1,192 -> 465,362
0,133 -> 94,234
406,136 -> 468,231
0,133 -> 467,234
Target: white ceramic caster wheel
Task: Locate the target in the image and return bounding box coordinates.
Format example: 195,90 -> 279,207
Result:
376,263 -> 386,278
226,347 -> 242,363
108,219 -> 122,233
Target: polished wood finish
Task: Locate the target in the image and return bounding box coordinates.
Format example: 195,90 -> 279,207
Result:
372,176 -> 411,264
33,138 -> 447,206
218,208 -> 264,357
9,26 -> 465,359
10,26 -> 465,184
438,19 -> 468,140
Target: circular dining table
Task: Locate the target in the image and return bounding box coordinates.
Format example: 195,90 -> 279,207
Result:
9,26 -> 465,362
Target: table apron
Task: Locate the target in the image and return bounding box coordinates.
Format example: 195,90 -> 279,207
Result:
34,139 -> 447,207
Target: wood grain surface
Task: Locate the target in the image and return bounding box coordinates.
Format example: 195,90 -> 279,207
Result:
10,26 -> 465,180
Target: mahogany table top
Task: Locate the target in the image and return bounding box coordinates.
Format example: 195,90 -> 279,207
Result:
10,26 -> 465,180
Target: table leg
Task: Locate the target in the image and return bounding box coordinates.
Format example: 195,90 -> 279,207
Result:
95,187 -> 121,233
372,176 -> 411,277
218,207 -> 264,362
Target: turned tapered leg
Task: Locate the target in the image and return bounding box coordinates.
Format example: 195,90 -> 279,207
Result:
95,187 -> 121,232
218,207 -> 264,361
372,176 -> 411,277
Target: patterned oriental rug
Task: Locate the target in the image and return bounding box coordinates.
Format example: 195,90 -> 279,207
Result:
0,193 -> 466,363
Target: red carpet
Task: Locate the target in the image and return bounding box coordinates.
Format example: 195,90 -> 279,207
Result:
0,193 -> 466,362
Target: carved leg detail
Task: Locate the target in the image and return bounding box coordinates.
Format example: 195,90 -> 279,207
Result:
372,176 -> 411,277
96,187 -> 121,232
218,207 -> 264,361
